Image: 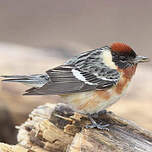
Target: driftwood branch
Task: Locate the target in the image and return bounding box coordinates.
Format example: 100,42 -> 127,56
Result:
0,103 -> 152,152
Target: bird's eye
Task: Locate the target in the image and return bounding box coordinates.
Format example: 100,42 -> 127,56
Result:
129,51 -> 136,59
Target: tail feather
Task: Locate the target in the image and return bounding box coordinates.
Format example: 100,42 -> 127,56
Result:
1,75 -> 29,78
1,76 -> 32,82
1,74 -> 49,87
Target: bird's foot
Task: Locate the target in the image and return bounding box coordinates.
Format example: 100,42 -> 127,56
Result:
86,122 -> 110,130
86,114 -> 110,131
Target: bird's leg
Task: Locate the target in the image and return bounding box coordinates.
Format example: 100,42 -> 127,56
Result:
85,113 -> 110,130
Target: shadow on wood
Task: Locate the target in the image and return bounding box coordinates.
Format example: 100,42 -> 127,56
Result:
0,103 -> 152,152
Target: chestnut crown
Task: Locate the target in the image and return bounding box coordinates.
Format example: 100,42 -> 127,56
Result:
110,42 -> 149,69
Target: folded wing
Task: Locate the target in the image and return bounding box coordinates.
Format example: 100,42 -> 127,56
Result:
24,65 -> 119,95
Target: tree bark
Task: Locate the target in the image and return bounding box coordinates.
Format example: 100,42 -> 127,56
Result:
0,103 -> 152,152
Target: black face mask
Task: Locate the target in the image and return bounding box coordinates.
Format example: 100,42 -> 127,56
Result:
111,50 -> 137,69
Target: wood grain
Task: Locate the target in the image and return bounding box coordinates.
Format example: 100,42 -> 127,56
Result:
0,103 -> 152,152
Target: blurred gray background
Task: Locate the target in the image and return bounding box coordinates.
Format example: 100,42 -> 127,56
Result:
0,0 -> 152,60
0,0 -> 152,144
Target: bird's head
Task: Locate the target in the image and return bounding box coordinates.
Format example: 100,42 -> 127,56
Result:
110,42 -> 149,69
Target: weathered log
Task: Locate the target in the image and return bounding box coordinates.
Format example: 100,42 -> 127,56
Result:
0,103 -> 152,152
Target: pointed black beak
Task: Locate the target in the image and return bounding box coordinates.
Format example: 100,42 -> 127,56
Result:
134,56 -> 150,63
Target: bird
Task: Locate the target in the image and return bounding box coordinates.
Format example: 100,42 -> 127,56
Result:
1,42 -> 149,129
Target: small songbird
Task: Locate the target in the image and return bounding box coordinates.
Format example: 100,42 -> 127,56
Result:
1,42 -> 149,129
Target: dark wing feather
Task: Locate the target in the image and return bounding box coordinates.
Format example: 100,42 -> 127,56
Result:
24,48 -> 120,95
24,65 -> 119,95
24,66 -> 96,95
